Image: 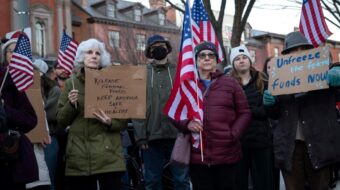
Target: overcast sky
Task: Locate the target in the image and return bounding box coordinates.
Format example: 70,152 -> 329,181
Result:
134,0 -> 340,41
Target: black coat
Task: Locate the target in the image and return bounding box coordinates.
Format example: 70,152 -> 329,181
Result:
268,87 -> 340,171
241,71 -> 272,148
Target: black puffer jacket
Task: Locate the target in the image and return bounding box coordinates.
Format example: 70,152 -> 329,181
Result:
240,71 -> 272,148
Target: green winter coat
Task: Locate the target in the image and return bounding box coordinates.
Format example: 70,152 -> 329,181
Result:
56,68 -> 127,176
132,61 -> 179,145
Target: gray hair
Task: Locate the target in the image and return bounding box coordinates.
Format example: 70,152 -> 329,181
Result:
74,38 -> 111,68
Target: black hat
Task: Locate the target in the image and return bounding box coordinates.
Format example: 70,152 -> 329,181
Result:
194,41 -> 218,61
281,31 -> 314,55
145,35 -> 172,58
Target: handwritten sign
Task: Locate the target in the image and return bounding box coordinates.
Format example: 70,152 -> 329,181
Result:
26,70 -> 49,143
84,65 -> 146,119
268,47 -> 330,95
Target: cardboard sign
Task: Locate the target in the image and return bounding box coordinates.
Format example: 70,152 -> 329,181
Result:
84,65 -> 146,119
26,70 -> 49,143
268,47 -> 330,95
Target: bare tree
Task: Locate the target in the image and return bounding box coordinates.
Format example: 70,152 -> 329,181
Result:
165,0 -> 256,64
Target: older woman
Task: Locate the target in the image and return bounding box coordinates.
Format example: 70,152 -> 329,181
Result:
56,38 -> 127,190
175,41 -> 251,190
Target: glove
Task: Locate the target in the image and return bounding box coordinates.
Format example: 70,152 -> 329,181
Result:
263,90 -> 276,106
327,67 -> 340,87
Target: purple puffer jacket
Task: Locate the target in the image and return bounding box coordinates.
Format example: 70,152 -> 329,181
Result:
176,71 -> 251,165
0,68 -> 38,183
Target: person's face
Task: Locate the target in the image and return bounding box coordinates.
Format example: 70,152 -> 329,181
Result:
267,58 -> 275,73
233,54 -> 251,74
5,43 -> 16,65
84,47 -> 101,69
197,50 -> 217,73
55,67 -> 69,79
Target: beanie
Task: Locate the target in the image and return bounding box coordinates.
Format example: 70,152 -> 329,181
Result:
194,41 -> 218,61
33,59 -> 48,76
230,45 -> 251,64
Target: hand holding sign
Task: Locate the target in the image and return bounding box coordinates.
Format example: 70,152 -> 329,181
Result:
93,108 -> 112,126
263,90 -> 276,106
68,89 -> 79,106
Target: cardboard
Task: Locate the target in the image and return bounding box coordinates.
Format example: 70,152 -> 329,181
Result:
26,72 -> 49,143
268,47 -> 330,95
84,65 -> 146,119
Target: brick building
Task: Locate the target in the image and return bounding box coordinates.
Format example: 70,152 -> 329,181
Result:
245,30 -> 340,72
71,0 -> 180,65
0,0 -> 72,61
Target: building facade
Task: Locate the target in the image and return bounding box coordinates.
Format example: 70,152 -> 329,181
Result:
0,0 -> 72,61
71,0 -> 180,65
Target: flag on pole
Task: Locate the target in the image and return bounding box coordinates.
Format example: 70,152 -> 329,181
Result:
163,0 -> 203,148
57,31 -> 78,75
299,0 -> 332,47
8,33 -> 34,92
191,0 -> 224,62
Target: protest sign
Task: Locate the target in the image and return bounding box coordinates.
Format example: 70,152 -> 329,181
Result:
26,70 -> 49,143
268,46 -> 330,95
84,65 -> 146,119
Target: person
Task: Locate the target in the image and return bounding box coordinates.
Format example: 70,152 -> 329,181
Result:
0,33 -> 38,190
56,38 -> 127,190
263,31 -> 340,190
262,56 -> 282,190
33,59 -> 62,190
229,45 -> 274,190
132,34 -> 191,190
173,41 -> 251,190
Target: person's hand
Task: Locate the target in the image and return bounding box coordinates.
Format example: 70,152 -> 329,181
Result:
68,89 -> 79,106
93,108 -> 112,126
327,67 -> 340,87
263,90 -> 276,106
140,144 -> 149,150
39,135 -> 51,148
188,120 -> 203,133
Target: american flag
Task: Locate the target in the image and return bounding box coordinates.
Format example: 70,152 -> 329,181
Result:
299,0 -> 332,47
8,33 -> 34,92
57,31 -> 78,75
191,0 -> 224,62
163,0 -> 203,148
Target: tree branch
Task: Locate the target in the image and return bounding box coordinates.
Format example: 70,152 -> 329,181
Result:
217,0 -> 227,27
240,0 -> 255,30
325,16 -> 340,29
165,0 -> 184,13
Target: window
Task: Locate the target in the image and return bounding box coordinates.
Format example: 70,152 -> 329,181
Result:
135,34 -> 146,51
250,50 -> 256,63
35,22 -> 46,57
158,13 -> 165,25
338,52 -> 340,62
107,3 -> 115,18
134,9 -> 142,22
274,47 -> 279,57
244,27 -> 251,39
108,31 -> 120,48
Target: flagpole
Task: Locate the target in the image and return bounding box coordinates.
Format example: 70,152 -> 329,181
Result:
71,74 -> 77,109
188,0 -> 204,162
0,67 -> 10,96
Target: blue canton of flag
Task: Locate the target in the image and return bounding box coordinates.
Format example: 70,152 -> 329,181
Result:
57,31 -> 78,75
8,33 -> 34,92
191,0 -> 224,62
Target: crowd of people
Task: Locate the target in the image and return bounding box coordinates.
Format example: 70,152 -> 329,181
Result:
0,29 -> 340,190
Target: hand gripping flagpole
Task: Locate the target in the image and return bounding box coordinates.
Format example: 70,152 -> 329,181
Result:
187,0 -> 204,162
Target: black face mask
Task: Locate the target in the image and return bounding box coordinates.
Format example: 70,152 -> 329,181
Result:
151,46 -> 168,60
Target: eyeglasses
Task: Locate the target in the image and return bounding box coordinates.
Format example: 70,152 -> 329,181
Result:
198,52 -> 216,59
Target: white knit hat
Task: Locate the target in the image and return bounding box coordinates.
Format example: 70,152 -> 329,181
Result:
229,45 -> 251,64
33,59 -> 48,76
